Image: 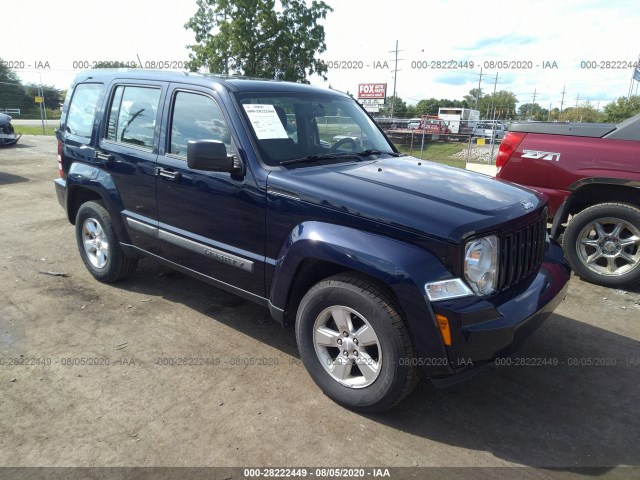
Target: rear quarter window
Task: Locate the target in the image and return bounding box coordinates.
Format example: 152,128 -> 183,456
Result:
65,83 -> 103,142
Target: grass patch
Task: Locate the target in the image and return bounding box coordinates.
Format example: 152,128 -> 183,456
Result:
396,142 -> 468,169
13,125 -> 57,136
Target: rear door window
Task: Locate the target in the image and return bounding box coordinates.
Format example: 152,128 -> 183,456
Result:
106,86 -> 161,150
65,83 -> 103,142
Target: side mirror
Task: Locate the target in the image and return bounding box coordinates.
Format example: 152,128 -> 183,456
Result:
187,140 -> 241,173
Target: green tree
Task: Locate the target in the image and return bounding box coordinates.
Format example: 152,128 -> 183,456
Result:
413,98 -> 440,116
602,96 -> 640,123
185,0 -> 332,82
463,88 -> 483,108
518,102 -> 542,119
24,84 -> 64,113
380,96 -> 407,117
483,90 -> 518,119
409,98 -> 471,117
461,88 -> 517,118
0,59 -> 29,113
559,105 -> 604,123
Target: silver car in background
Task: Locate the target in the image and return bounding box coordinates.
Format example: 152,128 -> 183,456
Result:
473,121 -> 505,140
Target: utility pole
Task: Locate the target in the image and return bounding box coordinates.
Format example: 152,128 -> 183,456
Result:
38,73 -> 47,134
474,68 -> 484,109
560,86 -> 566,113
490,72 -> 499,117
530,89 -> 537,119
575,94 -> 580,108
488,72 -> 500,163
389,40 -> 402,121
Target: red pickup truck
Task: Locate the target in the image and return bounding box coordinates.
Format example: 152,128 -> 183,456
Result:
496,114 -> 640,288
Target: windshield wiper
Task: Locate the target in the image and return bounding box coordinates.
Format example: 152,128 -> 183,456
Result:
279,149 -> 402,167
280,153 -> 361,166
354,149 -> 402,157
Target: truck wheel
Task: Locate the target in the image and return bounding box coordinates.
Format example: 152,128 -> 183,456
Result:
75,201 -> 138,283
563,203 -> 640,288
295,273 -> 419,412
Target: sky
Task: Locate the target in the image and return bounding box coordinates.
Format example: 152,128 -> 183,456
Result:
3,0 -> 640,112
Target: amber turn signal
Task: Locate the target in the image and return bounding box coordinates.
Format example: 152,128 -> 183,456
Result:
436,314 -> 452,346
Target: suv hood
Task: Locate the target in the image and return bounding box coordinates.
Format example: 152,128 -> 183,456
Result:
268,156 -> 543,244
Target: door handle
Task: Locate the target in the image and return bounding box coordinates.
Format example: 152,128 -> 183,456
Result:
155,167 -> 181,181
95,151 -> 114,166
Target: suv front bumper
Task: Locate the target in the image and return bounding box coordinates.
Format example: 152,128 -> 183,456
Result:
428,240 -> 570,377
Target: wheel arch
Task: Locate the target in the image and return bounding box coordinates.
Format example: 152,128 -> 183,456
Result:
269,221 -> 453,365
281,259 -> 402,328
552,180 -> 640,238
67,186 -> 103,225
65,163 -> 131,245
566,180 -> 640,216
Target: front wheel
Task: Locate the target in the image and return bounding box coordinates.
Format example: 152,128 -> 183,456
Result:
563,203 -> 640,288
75,201 -> 138,283
295,273 -> 419,412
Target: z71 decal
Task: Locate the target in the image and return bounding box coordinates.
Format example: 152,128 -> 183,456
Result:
521,150 -> 561,161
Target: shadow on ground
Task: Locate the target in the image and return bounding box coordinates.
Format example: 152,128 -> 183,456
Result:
0,172 -> 29,185
0,142 -> 37,149
112,260 -> 639,471
369,312 -> 639,471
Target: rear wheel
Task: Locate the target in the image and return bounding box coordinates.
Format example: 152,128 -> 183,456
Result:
563,203 -> 640,288
75,201 -> 138,283
295,273 -> 419,412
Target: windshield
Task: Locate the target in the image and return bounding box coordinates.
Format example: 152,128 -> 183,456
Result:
234,92 -> 395,167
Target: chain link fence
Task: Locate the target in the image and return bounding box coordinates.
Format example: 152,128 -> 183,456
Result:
380,127 -> 501,165
315,116 -> 502,166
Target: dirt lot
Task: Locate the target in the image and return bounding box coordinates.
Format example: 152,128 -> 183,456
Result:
0,137 -> 639,473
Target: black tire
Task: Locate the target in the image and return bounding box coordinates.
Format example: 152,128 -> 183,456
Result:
75,201 -> 138,283
563,203 -> 640,288
295,273 -> 419,413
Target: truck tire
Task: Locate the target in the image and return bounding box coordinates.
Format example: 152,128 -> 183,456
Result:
295,273 -> 419,412
563,203 -> 640,288
75,201 -> 138,283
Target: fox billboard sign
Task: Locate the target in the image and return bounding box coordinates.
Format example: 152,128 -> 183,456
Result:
358,83 -> 387,99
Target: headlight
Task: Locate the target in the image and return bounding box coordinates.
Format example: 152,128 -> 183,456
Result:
464,235 -> 498,296
425,278 -> 474,301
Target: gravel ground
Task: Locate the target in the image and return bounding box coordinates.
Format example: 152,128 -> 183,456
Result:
451,144 -> 501,163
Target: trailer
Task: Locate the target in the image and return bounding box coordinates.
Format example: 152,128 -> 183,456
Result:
438,108 -> 480,135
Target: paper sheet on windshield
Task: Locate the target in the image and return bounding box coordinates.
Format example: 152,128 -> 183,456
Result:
243,104 -> 289,140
